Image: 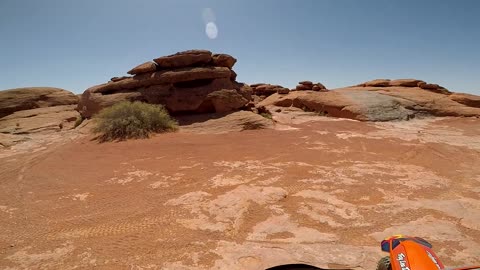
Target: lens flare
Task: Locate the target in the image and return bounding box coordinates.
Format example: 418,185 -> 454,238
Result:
202,8 -> 218,40
202,8 -> 216,24
205,22 -> 218,39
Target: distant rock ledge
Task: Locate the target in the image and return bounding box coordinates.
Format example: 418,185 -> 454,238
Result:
257,79 -> 480,121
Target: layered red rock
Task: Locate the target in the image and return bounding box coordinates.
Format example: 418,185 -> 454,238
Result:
294,81 -> 328,92
0,87 -> 78,118
127,62 -> 157,75
389,79 -> 424,87
212,54 -> 237,69
364,79 -> 391,87
250,84 -> 290,96
153,50 -> 213,69
257,80 -> 480,121
110,76 -> 131,82
0,87 -> 80,140
78,50 -> 249,118
449,93 -> 480,108
0,105 -> 79,134
360,78 -> 450,94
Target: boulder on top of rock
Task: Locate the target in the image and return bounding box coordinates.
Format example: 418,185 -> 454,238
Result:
127,61 -> 157,75
357,78 -> 451,93
417,82 -> 450,94
364,79 -> 391,87
389,79 -> 425,87
153,50 -> 213,69
299,81 -> 313,85
250,84 -> 289,97
295,84 -> 311,91
212,54 -> 237,69
0,87 -> 78,118
278,88 -> 290,94
312,83 -> 327,91
111,76 -> 131,82
294,81 -> 328,92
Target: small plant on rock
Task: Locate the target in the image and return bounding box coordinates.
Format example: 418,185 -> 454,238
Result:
260,112 -> 273,120
93,101 -> 178,142
74,116 -> 84,128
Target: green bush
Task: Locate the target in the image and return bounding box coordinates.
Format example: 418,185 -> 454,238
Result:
93,101 -> 178,141
260,112 -> 273,120
74,116 -> 84,128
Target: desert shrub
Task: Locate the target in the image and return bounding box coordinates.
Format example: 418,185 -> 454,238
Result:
74,116 -> 84,128
93,101 -> 178,141
260,112 -> 273,120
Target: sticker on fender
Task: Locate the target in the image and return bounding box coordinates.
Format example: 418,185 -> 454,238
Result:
397,253 -> 410,270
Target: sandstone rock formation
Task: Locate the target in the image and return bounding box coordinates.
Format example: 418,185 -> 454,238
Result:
250,84 -> 290,97
127,62 -> 157,75
258,79 -> 480,121
0,87 -> 78,118
0,105 -> 79,134
0,87 -> 80,147
78,50 -> 251,118
362,79 -> 450,94
294,81 -> 327,92
154,49 -> 213,68
449,93 -> 480,108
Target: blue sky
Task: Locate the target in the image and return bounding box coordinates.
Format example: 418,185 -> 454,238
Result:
1,0 -> 479,94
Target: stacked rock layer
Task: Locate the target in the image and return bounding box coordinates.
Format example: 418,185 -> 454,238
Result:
294,81 -> 328,91
78,50 -> 252,118
250,84 -> 290,96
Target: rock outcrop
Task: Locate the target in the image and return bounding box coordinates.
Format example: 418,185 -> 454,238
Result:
250,84 -> 290,96
449,93 -> 480,108
294,81 -> 328,92
0,105 -> 80,134
78,50 -> 250,118
0,87 -> 80,147
0,87 -> 78,118
361,79 -> 451,94
258,79 -> 480,121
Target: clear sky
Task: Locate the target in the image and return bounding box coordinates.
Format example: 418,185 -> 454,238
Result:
1,0 -> 479,94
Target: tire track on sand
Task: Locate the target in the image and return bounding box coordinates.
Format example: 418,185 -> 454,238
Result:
47,216 -> 166,240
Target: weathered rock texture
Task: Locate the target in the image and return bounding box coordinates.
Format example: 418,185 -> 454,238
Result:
0,87 -> 78,118
449,93 -> 480,108
0,105 -> 79,134
361,79 -> 451,94
180,111 -> 274,134
294,81 -> 328,92
78,50 -> 250,118
0,87 -> 80,138
250,84 -> 290,97
258,79 -> 480,121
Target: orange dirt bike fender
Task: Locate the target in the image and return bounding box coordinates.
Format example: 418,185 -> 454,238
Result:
390,239 -> 444,270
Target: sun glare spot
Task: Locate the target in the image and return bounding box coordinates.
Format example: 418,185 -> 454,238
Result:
203,8 -> 218,40
205,22 -> 218,39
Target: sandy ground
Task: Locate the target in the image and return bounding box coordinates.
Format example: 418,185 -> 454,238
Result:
0,115 -> 479,269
